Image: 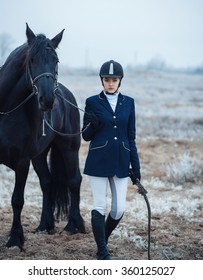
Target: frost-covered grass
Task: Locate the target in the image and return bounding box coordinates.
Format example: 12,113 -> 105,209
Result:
126,176 -> 202,220
166,152 -> 203,185
137,116 -> 203,140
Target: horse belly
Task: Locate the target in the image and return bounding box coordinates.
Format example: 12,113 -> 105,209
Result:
0,137 -> 33,169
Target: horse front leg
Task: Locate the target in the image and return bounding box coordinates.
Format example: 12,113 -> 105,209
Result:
32,151 -> 55,233
63,152 -> 85,234
6,159 -> 30,250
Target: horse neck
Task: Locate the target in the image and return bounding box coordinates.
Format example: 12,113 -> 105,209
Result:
0,44 -> 32,107
0,68 -> 42,138
0,64 -> 32,112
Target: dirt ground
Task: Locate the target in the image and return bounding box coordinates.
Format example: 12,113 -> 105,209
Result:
0,71 -> 202,260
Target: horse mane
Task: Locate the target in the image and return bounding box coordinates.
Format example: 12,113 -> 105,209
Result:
0,44 -> 28,90
0,44 -> 27,71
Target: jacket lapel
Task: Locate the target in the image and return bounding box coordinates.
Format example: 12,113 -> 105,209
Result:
115,93 -> 125,114
98,91 -> 114,113
98,92 -> 125,114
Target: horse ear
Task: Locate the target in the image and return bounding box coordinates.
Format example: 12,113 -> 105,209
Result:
26,23 -> 36,45
51,29 -> 65,49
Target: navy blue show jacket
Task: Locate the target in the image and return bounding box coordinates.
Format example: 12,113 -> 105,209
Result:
82,91 -> 140,178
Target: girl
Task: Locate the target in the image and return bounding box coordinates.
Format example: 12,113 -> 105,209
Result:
82,60 -> 141,260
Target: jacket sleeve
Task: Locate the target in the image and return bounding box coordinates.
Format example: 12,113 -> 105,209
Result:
82,98 -> 98,141
128,99 -> 140,170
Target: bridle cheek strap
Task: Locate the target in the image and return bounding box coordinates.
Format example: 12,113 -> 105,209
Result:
28,66 -> 58,96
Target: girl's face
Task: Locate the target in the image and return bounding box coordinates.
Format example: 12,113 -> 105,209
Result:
102,77 -> 120,93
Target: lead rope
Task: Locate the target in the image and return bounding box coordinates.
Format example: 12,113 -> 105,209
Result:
41,90 -> 92,137
55,91 -> 87,114
42,111 -> 90,137
42,114 -> 90,137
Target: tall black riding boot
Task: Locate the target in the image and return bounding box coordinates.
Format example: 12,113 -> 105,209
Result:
91,210 -> 111,260
105,213 -> 123,244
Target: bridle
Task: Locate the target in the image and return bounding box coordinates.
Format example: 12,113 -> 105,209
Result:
0,65 -> 58,115
0,58 -> 59,113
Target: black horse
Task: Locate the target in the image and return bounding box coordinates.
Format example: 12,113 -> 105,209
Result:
0,24 -> 85,250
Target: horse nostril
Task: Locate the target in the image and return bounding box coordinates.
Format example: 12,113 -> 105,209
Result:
39,96 -> 45,106
39,96 -> 54,111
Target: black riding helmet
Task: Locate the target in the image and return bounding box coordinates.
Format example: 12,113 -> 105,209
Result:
99,60 -> 124,90
99,60 -> 124,78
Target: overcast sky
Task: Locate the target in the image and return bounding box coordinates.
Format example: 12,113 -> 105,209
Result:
0,0 -> 202,69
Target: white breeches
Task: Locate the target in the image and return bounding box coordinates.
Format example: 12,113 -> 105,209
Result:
88,175 -> 129,220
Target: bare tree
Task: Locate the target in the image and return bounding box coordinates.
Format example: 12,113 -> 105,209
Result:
0,33 -> 14,65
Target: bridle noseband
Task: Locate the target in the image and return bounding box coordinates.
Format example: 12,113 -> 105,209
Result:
28,65 -> 58,96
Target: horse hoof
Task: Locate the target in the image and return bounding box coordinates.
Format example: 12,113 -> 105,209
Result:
35,228 -> 56,234
6,235 -> 24,251
6,242 -> 24,252
6,246 -> 22,254
64,223 -> 86,234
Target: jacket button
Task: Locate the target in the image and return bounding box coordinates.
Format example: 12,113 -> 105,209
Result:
114,137 -> 117,140
113,116 -> 116,119
114,125 -> 117,128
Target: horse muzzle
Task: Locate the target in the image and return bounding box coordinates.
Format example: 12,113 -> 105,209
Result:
39,95 -> 55,111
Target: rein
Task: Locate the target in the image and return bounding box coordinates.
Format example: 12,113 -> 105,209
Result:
0,90 -> 37,115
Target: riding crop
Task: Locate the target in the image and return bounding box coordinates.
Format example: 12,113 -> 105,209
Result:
129,169 -> 151,260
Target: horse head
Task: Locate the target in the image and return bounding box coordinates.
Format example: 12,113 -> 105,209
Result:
25,23 -> 64,111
